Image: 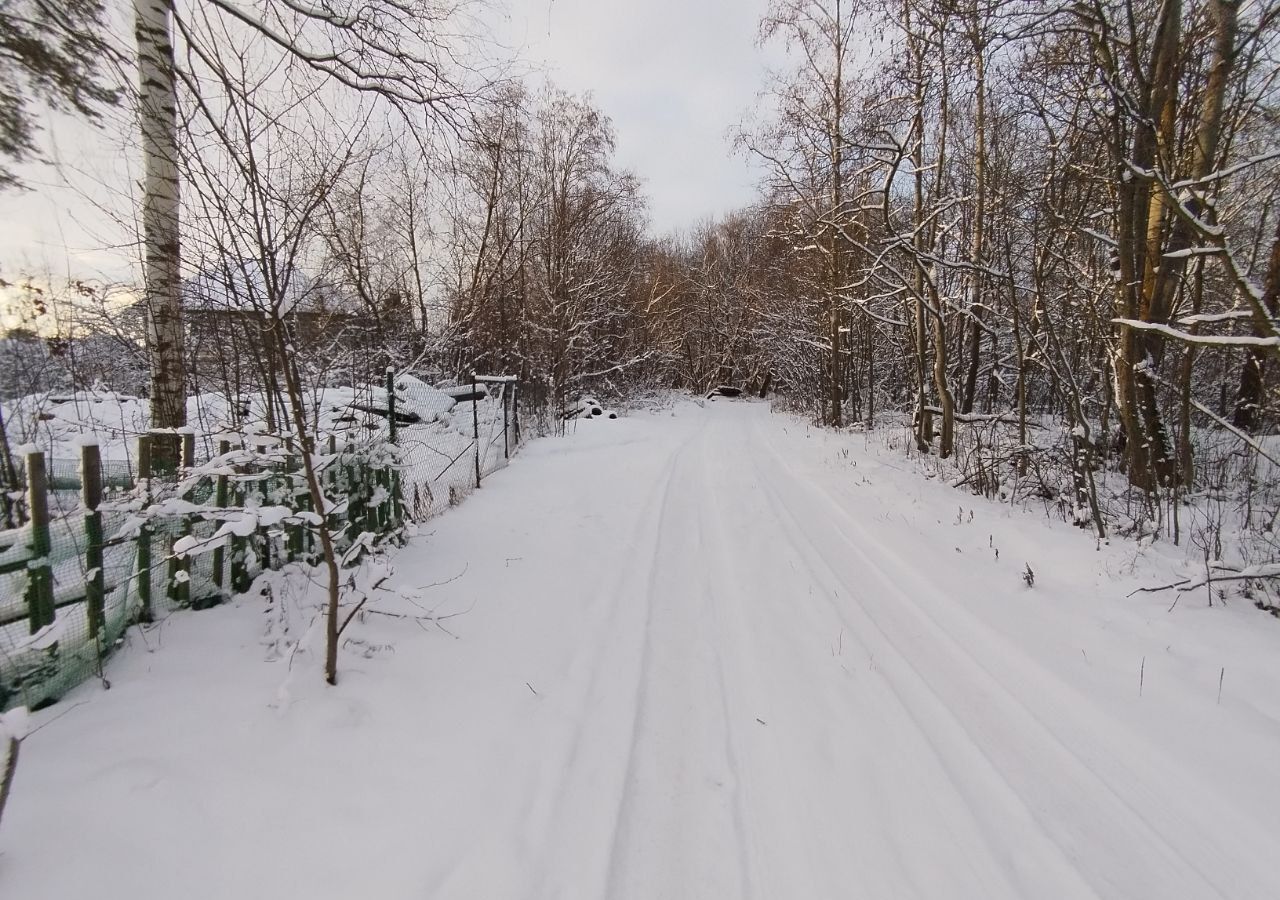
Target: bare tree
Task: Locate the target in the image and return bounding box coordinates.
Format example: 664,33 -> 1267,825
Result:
133,0 -> 501,468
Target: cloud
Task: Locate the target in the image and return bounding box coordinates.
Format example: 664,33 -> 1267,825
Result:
0,0 -> 782,283
502,0 -> 778,235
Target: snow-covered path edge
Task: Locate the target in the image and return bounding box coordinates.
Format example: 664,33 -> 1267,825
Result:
3,399 -> 1279,900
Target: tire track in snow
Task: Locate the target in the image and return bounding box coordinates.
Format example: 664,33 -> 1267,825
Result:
753,410 -> 1280,889
522,419 -> 710,900
602,418 -> 751,900
697,406 -> 1051,898
743,430 -> 1102,897
421,402 -> 1275,899
742,405 -> 1272,899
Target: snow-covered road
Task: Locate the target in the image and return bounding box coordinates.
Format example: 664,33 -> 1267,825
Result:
6,399 -> 1280,899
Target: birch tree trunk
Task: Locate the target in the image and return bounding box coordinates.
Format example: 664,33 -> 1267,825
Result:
135,0 -> 185,469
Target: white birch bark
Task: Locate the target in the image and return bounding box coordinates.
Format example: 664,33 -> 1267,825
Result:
135,0 -> 186,449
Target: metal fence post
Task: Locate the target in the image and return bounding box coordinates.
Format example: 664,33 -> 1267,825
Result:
472,372 -> 481,489
513,382 -> 521,447
386,367 -> 403,527
82,444 -> 105,637
503,384 -> 510,460
24,451 -> 54,633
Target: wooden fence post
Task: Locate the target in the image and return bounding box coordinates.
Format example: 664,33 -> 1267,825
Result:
135,435 -> 153,622
472,373 -> 481,489
503,384 -> 510,460
82,444 -> 105,637
24,451 -> 54,634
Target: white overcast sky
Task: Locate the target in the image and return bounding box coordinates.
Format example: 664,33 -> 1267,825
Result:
500,0 -> 782,234
0,0 -> 784,287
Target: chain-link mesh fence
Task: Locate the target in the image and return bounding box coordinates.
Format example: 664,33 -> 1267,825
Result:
397,378 -> 521,521
0,471 -> 137,711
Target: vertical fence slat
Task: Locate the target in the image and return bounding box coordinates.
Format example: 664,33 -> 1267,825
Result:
325,435 -> 339,542
212,439 -> 230,594
135,435 -> 153,623
287,454 -> 304,563
138,434 -> 153,503
387,366 -> 403,527
258,475 -> 272,573
24,451 -> 54,634
82,444 -> 105,638
230,480 -> 248,594
386,367 -> 398,444
168,530 -> 190,607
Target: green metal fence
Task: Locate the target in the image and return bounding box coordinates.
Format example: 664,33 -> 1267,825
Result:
0,373 -> 524,712
0,430 -> 404,712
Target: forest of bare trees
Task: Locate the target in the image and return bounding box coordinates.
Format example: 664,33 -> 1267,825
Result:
7,2 -> 1280,885
725,0 -> 1280,546
4,0 -> 1279,550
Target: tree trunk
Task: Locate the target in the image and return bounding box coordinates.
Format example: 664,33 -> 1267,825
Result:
135,0 -> 185,470
827,0 -> 846,428
1177,259 -> 1206,485
1100,0 -> 1182,489
960,17 -> 987,415
933,287 -> 955,459
909,8 -> 930,453
0,734 -> 19,832
271,327 -> 343,685
1233,215 -> 1280,431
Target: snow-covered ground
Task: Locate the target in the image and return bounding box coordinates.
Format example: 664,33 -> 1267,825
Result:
3,399 -> 1279,899
0,378 -> 486,465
